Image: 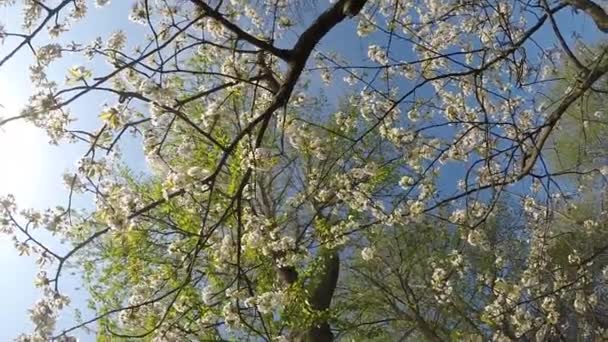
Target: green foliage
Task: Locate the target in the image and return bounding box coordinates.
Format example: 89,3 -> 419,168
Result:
549,45 -> 608,173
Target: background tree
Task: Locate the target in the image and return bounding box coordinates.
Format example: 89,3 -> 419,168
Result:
549,44 -> 608,176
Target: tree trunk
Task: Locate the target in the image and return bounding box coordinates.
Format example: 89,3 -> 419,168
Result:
291,250 -> 340,342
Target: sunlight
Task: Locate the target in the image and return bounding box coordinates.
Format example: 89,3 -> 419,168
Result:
0,79 -> 52,209
0,122 -> 54,206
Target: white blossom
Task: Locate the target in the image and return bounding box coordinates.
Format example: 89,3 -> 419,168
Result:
361,247 -> 375,261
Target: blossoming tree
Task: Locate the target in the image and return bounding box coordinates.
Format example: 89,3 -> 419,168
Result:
2,0 -> 608,340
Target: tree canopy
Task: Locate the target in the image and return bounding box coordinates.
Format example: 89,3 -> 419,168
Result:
1,0 -> 608,341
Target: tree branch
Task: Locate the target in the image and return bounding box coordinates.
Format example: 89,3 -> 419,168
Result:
189,0 -> 292,60
0,0 -> 72,68
520,52 -> 608,176
564,0 -> 608,32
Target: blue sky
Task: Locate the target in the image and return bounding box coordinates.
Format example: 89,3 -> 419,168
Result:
0,43 -> 86,341
0,0 -> 605,340
0,2 -> 142,339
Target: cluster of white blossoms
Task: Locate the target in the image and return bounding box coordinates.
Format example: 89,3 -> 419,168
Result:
36,44 -> 62,66
65,65 -> 92,85
105,30 -> 126,52
333,111 -> 356,131
245,147 -> 278,171
221,301 -> 240,329
140,80 -> 177,107
407,199 -> 425,218
96,182 -> 141,230
128,1 -> 148,25
466,229 -> 488,249
244,290 -> 285,314
483,277 -> 522,323
367,45 -> 388,65
360,246 -> 375,261
430,265 -> 453,304
356,14 -> 375,37
285,120 -> 329,161
240,210 -> 305,268
124,269 -> 193,331
328,164 -> 389,222
540,296 -> 560,325
13,272 -> 74,342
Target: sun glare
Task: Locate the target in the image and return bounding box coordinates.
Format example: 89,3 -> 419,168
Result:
0,78 -> 52,209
